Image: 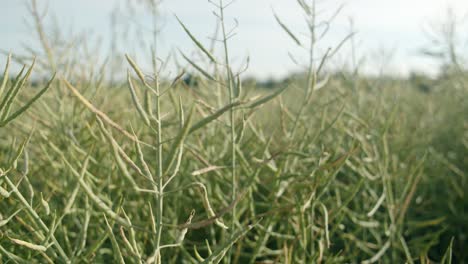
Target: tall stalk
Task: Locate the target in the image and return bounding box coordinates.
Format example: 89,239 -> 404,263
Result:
218,0 -> 237,229
215,1 -> 238,262
149,1 -> 163,261
290,0 -> 317,139
154,73 -> 163,263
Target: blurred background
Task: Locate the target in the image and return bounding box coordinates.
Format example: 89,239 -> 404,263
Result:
1,0 -> 468,80
0,1 -> 467,263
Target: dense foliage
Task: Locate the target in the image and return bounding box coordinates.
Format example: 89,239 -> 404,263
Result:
0,0 -> 466,263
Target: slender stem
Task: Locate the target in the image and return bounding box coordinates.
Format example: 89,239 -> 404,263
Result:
219,0 -> 236,224
290,0 -> 316,139
219,1 -> 236,262
155,74 -> 164,262
285,4 -> 317,260
150,1 -> 163,262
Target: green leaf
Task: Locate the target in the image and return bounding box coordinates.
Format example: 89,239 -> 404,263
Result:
0,54 -> 11,98
201,222 -> 257,264
179,50 -> 216,81
103,215 -> 126,264
176,15 -> 217,63
0,58 -> 35,121
247,85 -> 289,109
127,71 -> 151,126
164,104 -> 194,174
189,101 -> 243,134
273,13 -> 301,46
0,65 -> 26,115
125,54 -> 147,85
441,237 -> 454,264
0,72 -> 55,127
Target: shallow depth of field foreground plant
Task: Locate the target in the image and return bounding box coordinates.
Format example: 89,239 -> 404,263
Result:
0,0 -> 467,263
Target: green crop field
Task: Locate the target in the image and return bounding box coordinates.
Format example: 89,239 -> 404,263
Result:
0,0 -> 467,263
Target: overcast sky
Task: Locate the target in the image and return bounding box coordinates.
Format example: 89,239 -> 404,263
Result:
1,0 -> 468,79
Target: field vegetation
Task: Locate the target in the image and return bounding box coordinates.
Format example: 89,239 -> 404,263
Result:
0,0 -> 466,263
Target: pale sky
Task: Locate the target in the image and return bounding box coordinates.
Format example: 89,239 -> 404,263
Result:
1,0 -> 468,79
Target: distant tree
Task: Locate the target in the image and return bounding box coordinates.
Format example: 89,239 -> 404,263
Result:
182,73 -> 199,88
409,72 -> 433,93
